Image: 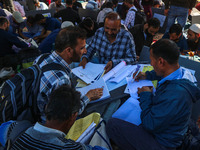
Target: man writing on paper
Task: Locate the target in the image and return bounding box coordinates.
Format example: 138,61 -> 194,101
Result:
106,39 -> 200,149
79,12 -> 137,73
34,26 -> 103,122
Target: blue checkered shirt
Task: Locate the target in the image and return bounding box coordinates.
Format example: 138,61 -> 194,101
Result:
82,27 -> 137,66
34,51 -> 89,122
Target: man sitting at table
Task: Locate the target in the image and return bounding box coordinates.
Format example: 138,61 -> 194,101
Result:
34,26 -> 103,122
162,23 -> 188,52
79,12 -> 137,73
187,23 -> 200,55
106,39 -> 200,150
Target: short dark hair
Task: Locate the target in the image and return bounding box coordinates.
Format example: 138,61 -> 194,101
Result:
105,12 -> 121,22
105,2 -> 113,8
150,39 -> 180,65
45,85 -> 81,122
124,0 -> 134,4
34,14 -> 45,23
169,24 -> 182,35
112,0 -> 119,5
66,0 -> 72,5
0,16 -> 8,26
55,26 -> 87,53
147,17 -> 160,28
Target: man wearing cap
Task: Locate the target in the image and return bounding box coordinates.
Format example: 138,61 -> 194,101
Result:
7,11 -> 25,34
187,24 -> 200,55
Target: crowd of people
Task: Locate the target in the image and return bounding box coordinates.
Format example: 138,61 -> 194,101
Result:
0,0 -> 200,150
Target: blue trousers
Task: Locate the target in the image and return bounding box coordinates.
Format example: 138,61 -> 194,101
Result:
166,5 -> 189,32
106,118 -> 174,150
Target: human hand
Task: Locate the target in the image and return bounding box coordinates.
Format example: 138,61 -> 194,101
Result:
164,9 -> 169,16
104,61 -> 113,73
137,86 -> 153,95
133,71 -> 146,82
86,88 -> 103,101
79,57 -> 88,69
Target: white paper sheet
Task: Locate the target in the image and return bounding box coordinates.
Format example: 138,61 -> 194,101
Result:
103,61 -> 126,81
112,97 -> 142,126
72,62 -> 105,84
109,65 -> 138,83
126,77 -> 154,98
76,78 -> 110,103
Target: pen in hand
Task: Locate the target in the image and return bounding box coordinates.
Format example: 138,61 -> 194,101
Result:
131,65 -> 141,83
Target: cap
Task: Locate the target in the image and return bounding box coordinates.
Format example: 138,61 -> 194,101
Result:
61,21 -> 74,29
12,11 -> 24,23
189,24 -> 200,34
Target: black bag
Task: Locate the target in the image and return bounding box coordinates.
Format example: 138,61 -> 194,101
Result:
178,119 -> 200,150
131,9 -> 147,25
0,54 -> 68,124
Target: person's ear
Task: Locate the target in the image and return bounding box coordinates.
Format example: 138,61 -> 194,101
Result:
158,57 -> 166,67
144,23 -> 148,30
63,47 -> 73,57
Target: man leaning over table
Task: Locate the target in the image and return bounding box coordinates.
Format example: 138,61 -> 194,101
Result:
79,12 -> 137,73
34,26 -> 103,122
106,39 -> 200,150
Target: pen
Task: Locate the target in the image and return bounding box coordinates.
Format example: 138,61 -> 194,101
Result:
131,65 -> 141,83
100,70 -> 106,78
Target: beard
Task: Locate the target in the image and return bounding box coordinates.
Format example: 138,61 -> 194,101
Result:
71,49 -> 81,62
105,32 -> 117,39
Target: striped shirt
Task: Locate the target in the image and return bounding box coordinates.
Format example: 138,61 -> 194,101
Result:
34,52 -> 89,122
11,122 -> 93,150
82,27 -> 136,67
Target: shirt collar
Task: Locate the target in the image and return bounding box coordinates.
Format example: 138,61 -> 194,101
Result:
158,67 -> 182,86
51,51 -> 72,73
34,122 -> 66,137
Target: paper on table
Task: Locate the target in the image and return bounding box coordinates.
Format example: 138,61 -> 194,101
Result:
76,122 -> 96,143
72,62 -> 105,84
103,61 -> 126,81
112,97 -> 142,126
76,78 -> 110,103
126,77 -> 154,98
109,65 -> 138,83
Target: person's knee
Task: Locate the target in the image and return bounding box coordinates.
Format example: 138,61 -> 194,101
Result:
106,118 -> 119,138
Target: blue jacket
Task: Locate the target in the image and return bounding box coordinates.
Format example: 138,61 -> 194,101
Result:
140,69 -> 200,148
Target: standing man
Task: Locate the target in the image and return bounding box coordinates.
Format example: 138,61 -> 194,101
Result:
107,39 -> 200,150
164,0 -> 196,32
129,17 -> 160,56
79,12 -> 136,73
34,26 -> 103,122
187,23 -> 200,54
124,0 -> 137,29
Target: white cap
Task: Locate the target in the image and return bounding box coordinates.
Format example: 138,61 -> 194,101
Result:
61,21 -> 74,29
189,24 -> 200,34
12,11 -> 24,23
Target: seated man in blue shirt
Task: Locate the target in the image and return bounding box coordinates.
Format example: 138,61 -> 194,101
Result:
1,85 -> 106,150
34,14 -> 61,43
106,39 -> 200,150
18,15 -> 43,40
79,12 -> 137,73
162,23 -> 188,52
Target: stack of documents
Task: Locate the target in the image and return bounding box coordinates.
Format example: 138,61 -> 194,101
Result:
66,113 -> 101,143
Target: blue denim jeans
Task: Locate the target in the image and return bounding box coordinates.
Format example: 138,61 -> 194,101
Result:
166,5 -> 189,32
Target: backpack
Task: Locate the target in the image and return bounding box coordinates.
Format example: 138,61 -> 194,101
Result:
0,120 -> 33,150
130,9 -> 146,26
0,54 -> 68,124
177,119 -> 200,150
